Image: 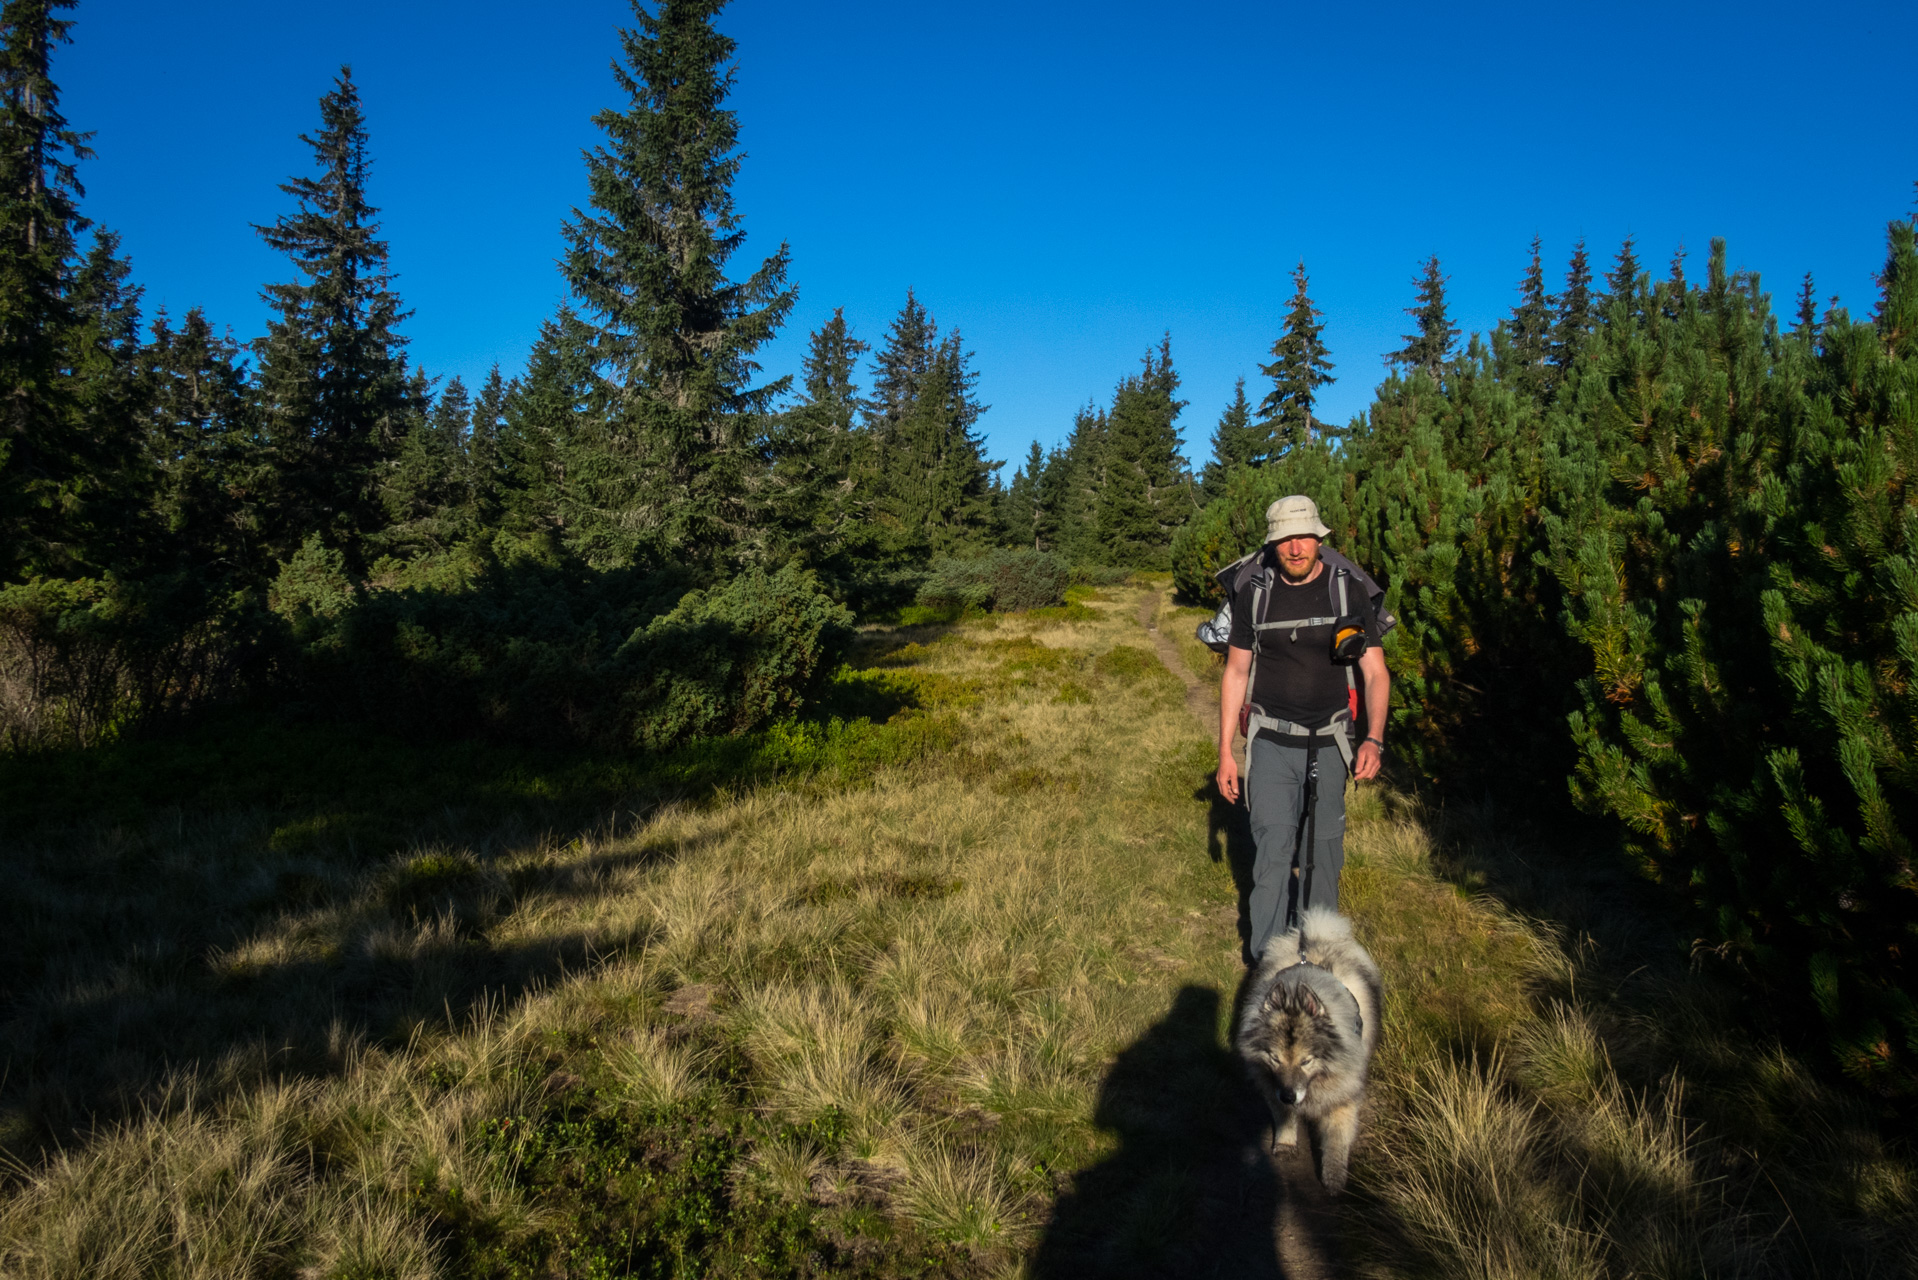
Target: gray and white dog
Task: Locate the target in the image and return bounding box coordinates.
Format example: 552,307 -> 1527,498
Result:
1234,907 -> 1383,1193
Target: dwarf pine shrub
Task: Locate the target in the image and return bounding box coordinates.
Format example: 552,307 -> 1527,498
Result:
916,547 -> 1070,613
286,554 -> 852,752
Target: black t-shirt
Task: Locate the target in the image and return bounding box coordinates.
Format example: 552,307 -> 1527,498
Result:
1228,549 -> 1381,727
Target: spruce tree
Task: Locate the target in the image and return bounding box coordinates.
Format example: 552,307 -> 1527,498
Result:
872,329 -> 997,554
1551,238 -> 1594,382
381,375 -> 472,557
1200,376 -> 1258,497
1257,262 -> 1335,453
559,0 -> 795,569
1793,272 -> 1820,345
864,289 -> 937,441
1041,404 -> 1105,563
1502,235 -> 1554,399
495,309 -> 596,538
766,307 -> 865,564
0,0 -> 98,579
254,66 -> 417,573
1602,235 -> 1643,328
68,227 -> 153,560
465,362 -> 506,523
858,294 -> 999,555
1662,244 -> 1689,320
1095,336 -> 1190,567
142,307 -> 266,583
1388,255 -> 1459,378
1001,439 -> 1044,549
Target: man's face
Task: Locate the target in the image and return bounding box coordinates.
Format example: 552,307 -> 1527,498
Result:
1275,535 -> 1321,581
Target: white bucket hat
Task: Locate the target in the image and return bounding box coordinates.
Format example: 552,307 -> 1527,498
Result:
1265,494 -> 1331,543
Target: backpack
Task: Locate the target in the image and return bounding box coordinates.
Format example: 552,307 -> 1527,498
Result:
1194,545 -> 1396,655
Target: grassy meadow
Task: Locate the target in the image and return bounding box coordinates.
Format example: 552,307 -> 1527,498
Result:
1,583 -> 1912,1278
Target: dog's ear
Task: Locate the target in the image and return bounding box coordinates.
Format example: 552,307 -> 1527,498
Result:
1301,988 -> 1323,1018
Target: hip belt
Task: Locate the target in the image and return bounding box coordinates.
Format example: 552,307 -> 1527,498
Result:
1239,704 -> 1354,793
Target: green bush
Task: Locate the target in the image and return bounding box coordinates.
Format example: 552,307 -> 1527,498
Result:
289,551 -> 853,752
916,548 -> 1070,613
0,575 -> 266,750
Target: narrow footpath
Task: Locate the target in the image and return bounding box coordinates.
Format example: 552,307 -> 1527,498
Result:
1137,589 -> 1340,1280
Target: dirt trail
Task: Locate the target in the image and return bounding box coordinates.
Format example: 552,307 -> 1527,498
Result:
1136,587 -> 1339,1280
1138,588 -> 1217,733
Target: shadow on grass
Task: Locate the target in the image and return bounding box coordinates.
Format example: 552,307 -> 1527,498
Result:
1032,985 -> 1335,1279
1197,773 -> 1258,967
0,662 -> 953,1163
1413,786 -> 1918,1272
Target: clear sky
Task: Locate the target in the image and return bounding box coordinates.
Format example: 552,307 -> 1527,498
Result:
63,0 -> 1917,470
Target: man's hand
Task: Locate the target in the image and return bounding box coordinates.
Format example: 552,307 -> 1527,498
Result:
1218,750 -> 1241,803
1354,739 -> 1382,781
1218,645 -> 1253,804
1356,647 -> 1390,783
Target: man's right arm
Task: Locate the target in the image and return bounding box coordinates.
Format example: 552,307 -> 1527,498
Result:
1218,644 -> 1252,803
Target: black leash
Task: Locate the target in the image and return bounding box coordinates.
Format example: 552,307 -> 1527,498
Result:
1293,739 -> 1320,925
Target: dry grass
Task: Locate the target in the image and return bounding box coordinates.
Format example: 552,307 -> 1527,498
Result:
1,583 -> 1912,1277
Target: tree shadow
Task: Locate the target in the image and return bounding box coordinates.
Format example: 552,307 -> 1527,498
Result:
0,820 -> 721,1163
1031,984 -> 1337,1279
1402,786 -> 1918,1273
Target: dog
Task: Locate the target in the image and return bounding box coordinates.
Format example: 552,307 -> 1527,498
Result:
1234,907 -> 1382,1193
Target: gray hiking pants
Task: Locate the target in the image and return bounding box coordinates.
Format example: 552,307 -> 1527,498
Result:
1245,733 -> 1347,961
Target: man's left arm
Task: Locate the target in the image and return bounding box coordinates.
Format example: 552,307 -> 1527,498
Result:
1355,647 -> 1390,781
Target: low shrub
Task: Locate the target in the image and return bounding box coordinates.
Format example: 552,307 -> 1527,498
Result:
0,575 -> 268,751
916,548 -> 1069,613
288,552 -> 854,752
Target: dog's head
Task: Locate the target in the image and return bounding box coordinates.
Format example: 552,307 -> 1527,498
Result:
1240,966 -> 1358,1106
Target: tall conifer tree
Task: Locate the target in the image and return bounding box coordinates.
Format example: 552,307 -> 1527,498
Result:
254,66 -> 416,572
465,363 -> 506,520
559,0 -> 795,569
1551,239 -> 1594,382
0,0 -> 100,579
1200,376 -> 1257,497
495,309 -> 596,537
1095,336 -> 1189,566
1041,404 -> 1106,563
766,308 -> 865,563
1793,272 -> 1820,345
1603,235 -> 1643,327
859,293 -> 998,554
1388,255 -> 1459,378
1001,440 -> 1045,549
142,307 -> 264,582
381,375 -> 472,556
1503,236 -> 1554,399
863,289 -> 936,442
1258,262 -> 1335,452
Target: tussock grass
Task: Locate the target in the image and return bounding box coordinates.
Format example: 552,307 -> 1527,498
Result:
1,581 -> 1912,1277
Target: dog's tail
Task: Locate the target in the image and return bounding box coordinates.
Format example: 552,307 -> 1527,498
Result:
1298,907 -> 1353,949
1298,907 -> 1383,1058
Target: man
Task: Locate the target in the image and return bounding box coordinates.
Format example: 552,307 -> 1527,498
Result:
1216,494 -> 1390,962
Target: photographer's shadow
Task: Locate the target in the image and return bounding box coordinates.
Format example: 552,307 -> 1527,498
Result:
1031,984 -> 1331,1278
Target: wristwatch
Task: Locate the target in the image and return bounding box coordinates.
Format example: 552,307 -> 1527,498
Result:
1364,736 -> 1384,749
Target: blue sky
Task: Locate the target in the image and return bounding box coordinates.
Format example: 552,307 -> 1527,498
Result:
65,0 -> 1916,470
